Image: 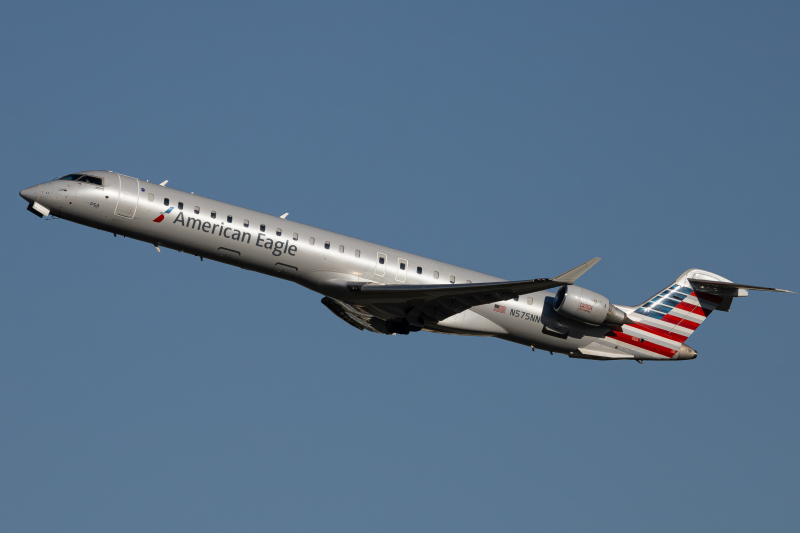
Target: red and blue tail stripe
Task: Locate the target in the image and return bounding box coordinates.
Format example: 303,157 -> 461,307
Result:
604,270 -> 730,359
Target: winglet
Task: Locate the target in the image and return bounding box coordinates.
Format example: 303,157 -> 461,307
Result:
552,257 -> 601,285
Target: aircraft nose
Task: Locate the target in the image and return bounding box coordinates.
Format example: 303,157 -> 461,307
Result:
20,185 -> 38,203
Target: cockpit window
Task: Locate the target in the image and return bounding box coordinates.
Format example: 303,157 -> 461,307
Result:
77,176 -> 103,186
58,174 -> 103,186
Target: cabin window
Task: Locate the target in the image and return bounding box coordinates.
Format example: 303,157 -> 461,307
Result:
417,266 -> 422,274
433,271 -> 439,279
527,297 -> 533,305
379,256 -> 385,264
148,193 -> 154,202
309,237 -> 315,245
355,249 -> 361,258
293,233 -> 298,241
244,219 -> 249,228
450,275 -> 455,283
276,228 -> 282,236
227,215 -> 232,223
178,202 -> 184,210
194,206 -> 200,214
467,280 -> 472,284
211,211 -> 216,219
324,242 -> 330,250
260,224 -> 265,232
514,296 -> 519,301
164,198 -> 169,206
399,262 -> 406,270
339,245 -> 344,253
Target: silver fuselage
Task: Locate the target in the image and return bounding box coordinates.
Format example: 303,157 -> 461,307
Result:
19,171 -> 651,358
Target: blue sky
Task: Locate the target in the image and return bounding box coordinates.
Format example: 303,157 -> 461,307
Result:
1,1 -> 798,531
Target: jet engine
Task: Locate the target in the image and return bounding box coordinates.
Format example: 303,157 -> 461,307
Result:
553,285 -> 630,327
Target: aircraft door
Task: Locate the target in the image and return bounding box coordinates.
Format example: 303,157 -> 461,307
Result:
395,258 -> 408,282
375,253 -> 387,277
115,175 -> 140,218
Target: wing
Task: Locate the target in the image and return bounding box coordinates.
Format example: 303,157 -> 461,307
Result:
322,258 -> 600,334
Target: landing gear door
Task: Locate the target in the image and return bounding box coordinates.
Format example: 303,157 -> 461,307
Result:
115,175 -> 140,218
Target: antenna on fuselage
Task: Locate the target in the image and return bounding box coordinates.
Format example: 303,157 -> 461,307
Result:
280,213 -> 289,219
159,180 -> 168,186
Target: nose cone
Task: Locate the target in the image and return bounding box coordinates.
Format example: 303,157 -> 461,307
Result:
678,343 -> 698,360
20,185 -> 38,203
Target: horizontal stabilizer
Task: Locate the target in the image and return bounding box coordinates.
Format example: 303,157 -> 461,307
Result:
689,278 -> 794,295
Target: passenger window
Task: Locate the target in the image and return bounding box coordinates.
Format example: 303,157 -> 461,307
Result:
293,233 -> 298,241
276,228 -> 282,236
355,249 -> 361,258
379,256 -> 385,264
227,215 -> 232,223
178,202 -> 184,210
467,280 -> 472,284
260,224 -> 265,232
244,219 -> 249,227
450,275 -> 455,283
211,211 -> 216,219
309,237 -> 315,245
433,271 -> 439,279
148,193 -> 154,202
416,266 -> 422,274
527,297 -> 533,305
339,245 -> 344,253
399,262 -> 406,270
324,242 -> 330,250
164,198 -> 170,206
514,296 -> 519,301
194,206 -> 200,214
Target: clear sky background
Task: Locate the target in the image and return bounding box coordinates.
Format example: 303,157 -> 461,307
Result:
1,1 -> 798,531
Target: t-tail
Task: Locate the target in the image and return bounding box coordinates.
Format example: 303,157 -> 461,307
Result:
606,269 -> 792,361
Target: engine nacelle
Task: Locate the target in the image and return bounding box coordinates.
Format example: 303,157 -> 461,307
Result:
553,285 -> 629,327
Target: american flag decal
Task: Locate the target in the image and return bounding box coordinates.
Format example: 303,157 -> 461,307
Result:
493,304 -> 506,313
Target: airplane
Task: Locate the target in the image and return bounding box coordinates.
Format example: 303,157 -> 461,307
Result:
19,171 -> 792,362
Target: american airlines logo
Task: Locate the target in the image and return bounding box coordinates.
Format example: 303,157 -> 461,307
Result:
171,211 -> 298,257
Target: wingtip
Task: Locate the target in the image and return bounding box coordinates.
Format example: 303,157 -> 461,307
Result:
552,257 -> 601,285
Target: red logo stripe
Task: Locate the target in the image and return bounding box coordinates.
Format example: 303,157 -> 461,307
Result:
675,301 -> 713,317
659,314 -> 700,330
606,331 -> 677,358
627,322 -> 688,343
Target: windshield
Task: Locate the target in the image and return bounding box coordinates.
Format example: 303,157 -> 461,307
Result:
57,174 -> 103,186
